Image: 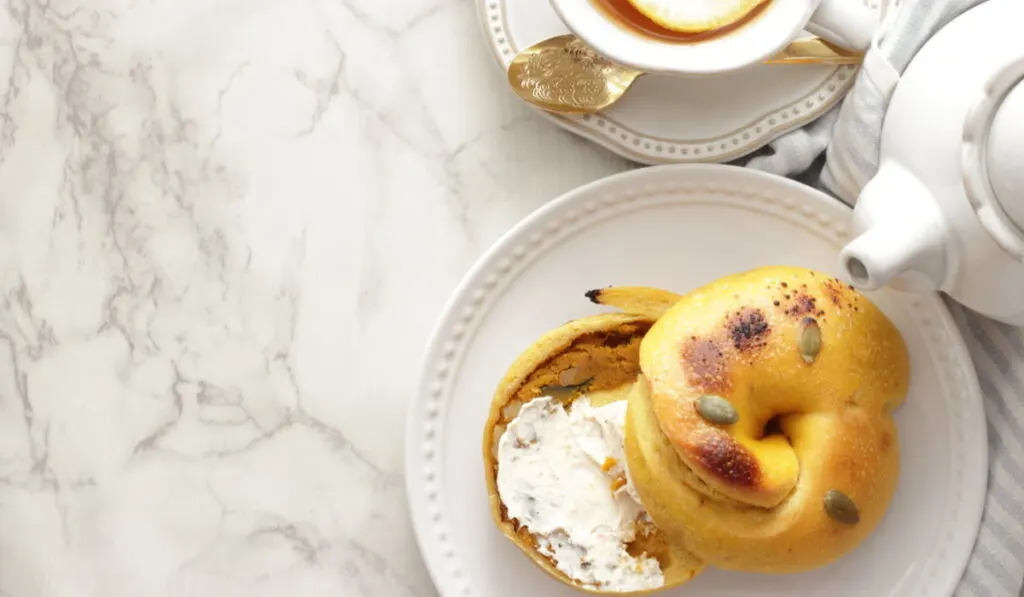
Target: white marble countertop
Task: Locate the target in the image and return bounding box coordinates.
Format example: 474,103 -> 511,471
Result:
0,1 -> 638,596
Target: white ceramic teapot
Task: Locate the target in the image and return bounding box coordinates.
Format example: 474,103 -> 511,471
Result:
838,0 -> 1024,325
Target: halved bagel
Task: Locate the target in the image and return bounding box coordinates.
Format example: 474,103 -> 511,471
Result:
623,266 -> 910,573
482,312 -> 704,594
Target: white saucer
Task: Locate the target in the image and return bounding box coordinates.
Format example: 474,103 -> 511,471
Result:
406,165 -> 987,597
476,0 -> 883,164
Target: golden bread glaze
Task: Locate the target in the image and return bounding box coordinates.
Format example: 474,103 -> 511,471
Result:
482,312 -> 704,594
623,266 -> 910,573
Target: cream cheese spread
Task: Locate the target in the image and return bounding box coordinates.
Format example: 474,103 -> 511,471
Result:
496,396 -> 664,592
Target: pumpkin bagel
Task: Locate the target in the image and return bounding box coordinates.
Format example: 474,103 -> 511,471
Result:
483,312 -> 704,594
621,266 -> 910,573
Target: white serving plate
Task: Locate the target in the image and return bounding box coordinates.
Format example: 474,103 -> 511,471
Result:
406,164 -> 987,597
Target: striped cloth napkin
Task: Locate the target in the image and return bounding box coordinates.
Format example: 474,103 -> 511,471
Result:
746,1 -> 1024,596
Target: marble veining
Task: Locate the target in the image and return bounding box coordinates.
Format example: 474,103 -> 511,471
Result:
0,0 -> 638,595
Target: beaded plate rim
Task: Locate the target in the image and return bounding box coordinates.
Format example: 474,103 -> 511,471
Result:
405,164 -> 987,597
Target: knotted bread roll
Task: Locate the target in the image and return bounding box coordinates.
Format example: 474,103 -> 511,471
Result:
621,266 -> 910,573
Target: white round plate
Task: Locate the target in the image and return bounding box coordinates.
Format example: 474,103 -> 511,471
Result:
476,0 -> 882,164
406,165 -> 987,597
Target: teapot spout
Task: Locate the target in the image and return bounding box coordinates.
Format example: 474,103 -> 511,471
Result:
839,163 -> 950,293
840,220 -> 945,292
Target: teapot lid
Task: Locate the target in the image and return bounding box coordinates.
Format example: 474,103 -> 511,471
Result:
963,56 -> 1024,262
987,81 -> 1024,226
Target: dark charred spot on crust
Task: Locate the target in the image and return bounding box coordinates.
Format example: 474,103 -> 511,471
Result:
691,433 -> 760,488
844,390 -> 863,410
784,293 -> 817,317
823,278 -> 847,307
584,288 -> 604,303
681,337 -> 731,393
727,308 -> 771,352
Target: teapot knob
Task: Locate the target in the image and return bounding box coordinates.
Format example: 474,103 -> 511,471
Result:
987,80 -> 1024,231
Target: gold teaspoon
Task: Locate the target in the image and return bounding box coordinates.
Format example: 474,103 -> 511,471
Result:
508,34 -> 863,115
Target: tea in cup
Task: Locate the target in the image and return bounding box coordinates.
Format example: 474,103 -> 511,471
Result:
548,0 -> 878,76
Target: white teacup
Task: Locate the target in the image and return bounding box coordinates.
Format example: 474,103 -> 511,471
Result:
548,0 -> 879,76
